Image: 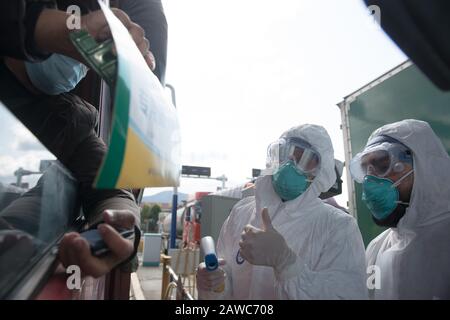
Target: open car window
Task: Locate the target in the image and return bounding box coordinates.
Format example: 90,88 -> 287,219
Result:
0,102 -> 80,299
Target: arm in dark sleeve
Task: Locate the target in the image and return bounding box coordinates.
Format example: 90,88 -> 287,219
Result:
0,1 -> 56,61
119,0 -> 168,85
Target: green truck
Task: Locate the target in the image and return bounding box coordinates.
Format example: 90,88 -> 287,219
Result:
338,60 -> 450,246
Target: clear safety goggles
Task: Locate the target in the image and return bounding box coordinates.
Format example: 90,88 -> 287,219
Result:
265,137 -> 321,175
350,141 -> 413,183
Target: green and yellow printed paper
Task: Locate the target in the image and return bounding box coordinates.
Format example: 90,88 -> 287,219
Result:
94,1 -> 181,189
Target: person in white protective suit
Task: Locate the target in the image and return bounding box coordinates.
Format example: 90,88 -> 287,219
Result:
196,124 -> 368,300
349,119 -> 450,300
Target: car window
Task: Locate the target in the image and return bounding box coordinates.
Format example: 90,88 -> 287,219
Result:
0,102 -> 80,298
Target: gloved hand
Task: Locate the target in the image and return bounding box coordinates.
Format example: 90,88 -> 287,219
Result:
239,208 -> 296,272
196,259 -> 226,292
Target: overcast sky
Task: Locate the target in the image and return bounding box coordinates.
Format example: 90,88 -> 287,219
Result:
145,0 -> 407,206
0,106 -> 54,187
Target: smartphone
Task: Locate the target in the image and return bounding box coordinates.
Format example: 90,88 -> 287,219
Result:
80,228 -> 135,257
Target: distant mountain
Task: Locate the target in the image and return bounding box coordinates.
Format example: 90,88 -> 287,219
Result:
142,190 -> 190,205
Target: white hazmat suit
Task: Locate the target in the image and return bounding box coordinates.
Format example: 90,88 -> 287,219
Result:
199,124 -> 367,300
365,119 -> 450,300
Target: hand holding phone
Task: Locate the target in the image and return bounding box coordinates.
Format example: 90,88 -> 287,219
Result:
80,228 -> 135,257
58,210 -> 137,278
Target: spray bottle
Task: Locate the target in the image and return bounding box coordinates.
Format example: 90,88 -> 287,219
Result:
200,236 -> 225,293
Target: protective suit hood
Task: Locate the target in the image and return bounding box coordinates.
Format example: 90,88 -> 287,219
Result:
366,119 -> 450,299
257,124 -> 336,217
368,119 -> 450,231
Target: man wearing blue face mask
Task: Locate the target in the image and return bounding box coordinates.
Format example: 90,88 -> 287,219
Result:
24,54 -> 89,96
350,119 -> 450,299
196,124 -> 367,300
350,136 -> 414,227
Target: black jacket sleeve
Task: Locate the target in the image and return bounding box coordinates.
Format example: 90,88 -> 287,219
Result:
0,1 -> 56,61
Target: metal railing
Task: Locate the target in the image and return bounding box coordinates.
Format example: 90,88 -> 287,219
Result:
161,255 -> 194,300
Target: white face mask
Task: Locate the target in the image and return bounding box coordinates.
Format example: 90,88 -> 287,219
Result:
25,54 -> 89,95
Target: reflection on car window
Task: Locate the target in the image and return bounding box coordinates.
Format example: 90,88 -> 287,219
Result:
0,102 -> 80,298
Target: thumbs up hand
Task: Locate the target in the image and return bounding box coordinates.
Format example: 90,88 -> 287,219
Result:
239,208 -> 296,270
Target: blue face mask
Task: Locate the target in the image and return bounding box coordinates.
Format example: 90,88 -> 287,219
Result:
25,54 -> 88,95
362,170 -> 413,220
271,161 -> 311,201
